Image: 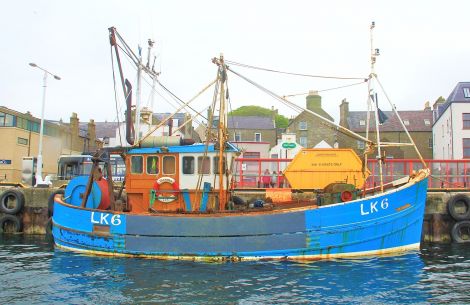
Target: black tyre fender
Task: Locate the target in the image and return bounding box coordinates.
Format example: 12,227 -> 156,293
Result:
0,214 -> 22,233
0,189 -> 25,215
447,194 -> 470,221
232,195 -> 246,206
451,220 -> 470,243
48,189 -> 65,217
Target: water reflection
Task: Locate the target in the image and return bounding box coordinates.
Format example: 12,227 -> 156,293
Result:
2,236 -> 470,304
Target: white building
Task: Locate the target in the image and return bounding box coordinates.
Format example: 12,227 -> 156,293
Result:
269,133 -> 303,172
433,82 -> 470,159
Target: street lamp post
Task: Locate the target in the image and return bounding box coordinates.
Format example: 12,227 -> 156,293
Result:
29,63 -> 61,187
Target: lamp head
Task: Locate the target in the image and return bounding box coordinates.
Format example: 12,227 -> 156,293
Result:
54,75 -> 61,80
29,63 -> 37,67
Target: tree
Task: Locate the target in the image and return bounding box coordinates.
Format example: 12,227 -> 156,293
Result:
229,106 -> 289,128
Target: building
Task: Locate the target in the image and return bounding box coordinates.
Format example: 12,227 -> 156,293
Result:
433,82 -> 470,159
98,109 -> 200,147
0,107 -> 102,182
338,99 -> 433,159
197,115 -> 277,147
286,91 -> 337,148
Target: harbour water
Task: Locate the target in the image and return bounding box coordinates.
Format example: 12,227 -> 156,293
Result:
1,235 -> 469,304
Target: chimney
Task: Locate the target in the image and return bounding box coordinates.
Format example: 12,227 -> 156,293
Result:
70,112 -> 79,151
339,98 -> 349,128
306,90 -> 321,111
424,101 -> 431,111
87,119 -> 96,150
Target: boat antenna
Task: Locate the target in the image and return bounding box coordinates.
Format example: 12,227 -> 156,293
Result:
368,21 -> 385,192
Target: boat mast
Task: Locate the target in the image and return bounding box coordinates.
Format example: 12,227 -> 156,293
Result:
217,54 -> 228,209
135,45 -> 143,143
369,21 -> 385,192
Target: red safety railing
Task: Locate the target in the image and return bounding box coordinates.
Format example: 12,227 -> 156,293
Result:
233,158 -> 470,190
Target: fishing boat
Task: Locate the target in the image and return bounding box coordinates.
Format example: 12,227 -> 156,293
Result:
52,24 -> 430,261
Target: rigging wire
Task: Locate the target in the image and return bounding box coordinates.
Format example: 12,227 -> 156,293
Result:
226,66 -> 372,143
283,79 -> 368,98
225,60 -> 367,81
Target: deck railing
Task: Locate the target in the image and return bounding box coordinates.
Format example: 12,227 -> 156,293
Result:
233,158 -> 470,190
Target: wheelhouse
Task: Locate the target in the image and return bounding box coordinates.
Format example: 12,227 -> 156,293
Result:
125,143 -> 239,213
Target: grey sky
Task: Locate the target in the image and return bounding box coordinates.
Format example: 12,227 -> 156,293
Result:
1,0 -> 469,124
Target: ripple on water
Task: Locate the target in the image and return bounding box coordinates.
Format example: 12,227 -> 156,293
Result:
2,237 -> 470,304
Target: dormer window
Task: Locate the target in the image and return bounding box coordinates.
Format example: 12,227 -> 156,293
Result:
463,88 -> 470,98
359,120 -> 366,126
424,119 -> 431,126
403,120 -> 410,126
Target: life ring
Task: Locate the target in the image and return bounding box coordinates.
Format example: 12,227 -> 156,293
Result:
340,190 -> 353,202
153,177 -> 179,203
447,194 -> 470,221
48,189 -> 65,217
0,214 -> 22,233
0,189 -> 25,215
451,220 -> 470,243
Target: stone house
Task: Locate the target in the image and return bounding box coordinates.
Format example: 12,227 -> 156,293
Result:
286,91 -> 337,148
338,99 -> 433,159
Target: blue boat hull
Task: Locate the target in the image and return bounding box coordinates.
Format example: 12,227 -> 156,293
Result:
52,178 -> 428,260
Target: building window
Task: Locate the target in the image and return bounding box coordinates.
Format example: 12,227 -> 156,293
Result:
428,137 -> 433,148
357,140 -> 365,149
464,139 -> 470,158
463,113 -> 470,129
162,156 -> 176,175
403,120 -> 410,126
17,137 -> 28,145
424,119 -> 431,126
234,132 -> 241,141
130,156 -> 143,174
463,88 -> 470,98
0,112 -> 14,127
298,121 -> 307,130
197,156 -> 210,174
254,133 -> 261,142
17,117 -> 28,130
30,121 -> 40,133
299,136 -> 307,147
359,120 -> 366,126
182,156 -> 195,174
146,156 -> 159,175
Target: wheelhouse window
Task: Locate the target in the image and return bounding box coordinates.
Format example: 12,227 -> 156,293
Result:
130,156 -> 143,174
464,139 -> 470,158
182,156 -> 195,174
197,156 -> 210,174
463,113 -> 470,129
146,156 -> 159,175
162,156 -> 176,175
213,157 -> 226,174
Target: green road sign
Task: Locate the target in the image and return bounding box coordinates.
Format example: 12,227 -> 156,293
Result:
282,142 -> 296,149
